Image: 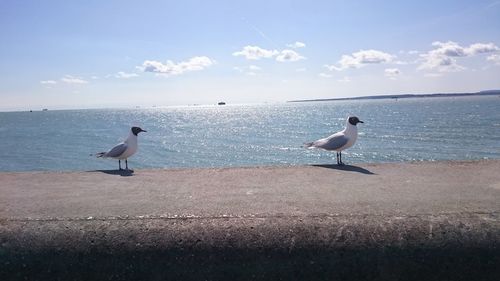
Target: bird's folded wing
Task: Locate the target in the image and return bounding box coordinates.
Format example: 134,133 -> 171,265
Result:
315,134 -> 349,150
104,142 -> 128,157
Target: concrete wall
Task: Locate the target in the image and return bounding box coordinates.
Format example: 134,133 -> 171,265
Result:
1,161 -> 499,280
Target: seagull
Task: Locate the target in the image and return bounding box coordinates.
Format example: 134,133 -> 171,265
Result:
305,116 -> 363,165
96,127 -> 147,170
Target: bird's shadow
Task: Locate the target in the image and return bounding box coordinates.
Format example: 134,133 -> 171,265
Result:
312,164 -> 376,175
87,169 -> 135,177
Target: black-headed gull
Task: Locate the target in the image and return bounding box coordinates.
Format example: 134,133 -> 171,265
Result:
305,116 -> 363,165
96,127 -> 146,170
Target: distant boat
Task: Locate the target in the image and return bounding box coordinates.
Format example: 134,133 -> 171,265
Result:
218,102 -> 226,105
42,108 -> 48,111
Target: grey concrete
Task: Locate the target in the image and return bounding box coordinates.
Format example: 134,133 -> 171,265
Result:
1,160 -> 499,280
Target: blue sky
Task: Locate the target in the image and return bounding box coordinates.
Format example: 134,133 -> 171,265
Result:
1,0 -> 499,110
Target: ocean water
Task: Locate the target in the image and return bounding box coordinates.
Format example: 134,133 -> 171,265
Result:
1,96 -> 499,172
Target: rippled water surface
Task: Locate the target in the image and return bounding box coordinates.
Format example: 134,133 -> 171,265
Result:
1,96 -> 499,171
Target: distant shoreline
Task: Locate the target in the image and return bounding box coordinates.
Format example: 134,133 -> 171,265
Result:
288,90 -> 500,103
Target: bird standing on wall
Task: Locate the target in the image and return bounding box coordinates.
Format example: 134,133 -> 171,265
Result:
96,127 -> 147,170
305,116 -> 363,165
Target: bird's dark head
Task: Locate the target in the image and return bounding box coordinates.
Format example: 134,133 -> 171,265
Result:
348,116 -> 364,126
131,127 -> 147,136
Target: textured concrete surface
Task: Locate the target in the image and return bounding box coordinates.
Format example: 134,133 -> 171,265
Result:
1,160 -> 499,280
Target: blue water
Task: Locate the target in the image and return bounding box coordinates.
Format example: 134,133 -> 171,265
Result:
1,96 -> 499,172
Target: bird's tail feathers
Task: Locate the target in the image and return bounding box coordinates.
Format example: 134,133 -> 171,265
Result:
95,152 -> 106,158
304,142 -> 315,148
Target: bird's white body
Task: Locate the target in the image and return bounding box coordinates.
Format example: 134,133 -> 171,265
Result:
120,137 -> 138,159
115,132 -> 138,159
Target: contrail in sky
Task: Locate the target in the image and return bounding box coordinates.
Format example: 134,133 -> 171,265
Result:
241,17 -> 280,49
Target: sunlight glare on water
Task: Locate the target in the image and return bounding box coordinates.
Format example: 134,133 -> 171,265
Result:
0,96 -> 499,171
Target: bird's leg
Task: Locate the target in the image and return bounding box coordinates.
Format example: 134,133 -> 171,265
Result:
339,151 -> 344,166
118,160 -> 122,170
336,152 -> 340,165
125,159 -> 129,170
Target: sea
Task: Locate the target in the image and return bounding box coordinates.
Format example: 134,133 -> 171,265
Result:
1,96 -> 499,172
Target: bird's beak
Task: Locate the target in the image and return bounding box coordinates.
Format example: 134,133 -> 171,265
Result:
141,129 -> 147,133
358,120 -> 364,123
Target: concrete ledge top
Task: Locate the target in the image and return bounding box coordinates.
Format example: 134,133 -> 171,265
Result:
1,160 -> 499,221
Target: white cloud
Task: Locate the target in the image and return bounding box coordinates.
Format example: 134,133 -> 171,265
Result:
276,49 -> 306,62
428,41 -> 498,57
296,68 -> 307,72
115,71 -> 139,79
140,56 -> 215,76
466,43 -> 499,55
61,75 -> 88,84
233,45 -> 305,62
286,41 -> 306,49
40,80 -> 57,85
487,54 -> 500,65
418,55 -> 465,72
385,68 -> 401,79
430,41 -> 467,57
418,41 -> 499,72
326,49 -> 394,71
232,46 -> 279,60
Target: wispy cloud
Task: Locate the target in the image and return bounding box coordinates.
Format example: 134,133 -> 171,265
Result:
61,75 -> 88,84
140,56 -> 215,76
337,76 -> 351,83
318,73 -> 333,78
487,54 -> 500,65
115,71 -> 139,79
325,49 -> 394,71
248,65 -> 261,71
234,65 -> 262,76
40,76 -> 89,87
385,68 -> 401,79
286,41 -> 306,49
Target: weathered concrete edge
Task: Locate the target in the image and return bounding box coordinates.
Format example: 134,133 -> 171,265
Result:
1,212 -> 499,280
2,212 -> 499,249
